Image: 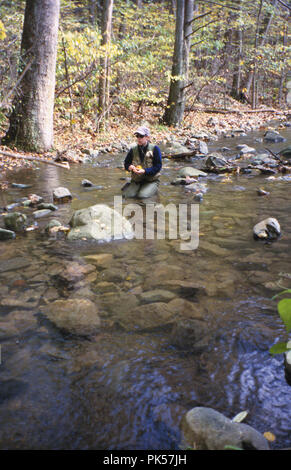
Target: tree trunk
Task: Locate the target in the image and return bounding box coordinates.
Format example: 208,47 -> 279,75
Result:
3,0 -> 60,152
98,0 -> 114,128
87,0 -> 99,25
231,28 -> 243,100
184,0 -> 194,81
242,0 -> 277,98
278,20 -> 288,106
163,0 -> 193,127
115,1 -> 129,93
251,0 -> 263,109
169,0 -> 176,15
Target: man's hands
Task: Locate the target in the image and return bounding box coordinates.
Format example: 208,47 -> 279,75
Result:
128,165 -> 145,175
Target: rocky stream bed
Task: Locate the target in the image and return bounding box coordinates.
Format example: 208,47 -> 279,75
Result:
0,120 -> 290,450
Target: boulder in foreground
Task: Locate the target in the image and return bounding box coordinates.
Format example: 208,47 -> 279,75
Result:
181,407 -> 269,450
67,203 -> 134,242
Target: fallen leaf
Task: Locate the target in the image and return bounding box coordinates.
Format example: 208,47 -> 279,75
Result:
232,410 -> 248,423
263,432 -> 276,442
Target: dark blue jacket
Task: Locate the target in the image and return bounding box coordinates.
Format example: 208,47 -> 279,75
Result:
124,144 -> 162,177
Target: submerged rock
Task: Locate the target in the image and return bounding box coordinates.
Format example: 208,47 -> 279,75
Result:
253,217 -> 281,240
181,407 -> 269,450
171,177 -> 196,186
0,257 -> 31,272
170,318 -> 208,352
184,182 -> 208,194
139,289 -> 176,303
83,253 -> 113,268
115,302 -> 174,331
0,379 -> 29,404
41,298 -> 101,336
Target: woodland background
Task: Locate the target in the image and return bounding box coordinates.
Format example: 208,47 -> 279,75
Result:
0,0 -> 290,157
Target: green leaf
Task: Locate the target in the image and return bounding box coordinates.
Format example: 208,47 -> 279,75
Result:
269,342 -> 289,355
277,299 -> 291,332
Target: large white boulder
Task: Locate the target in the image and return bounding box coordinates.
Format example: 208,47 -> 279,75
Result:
67,204 -> 134,242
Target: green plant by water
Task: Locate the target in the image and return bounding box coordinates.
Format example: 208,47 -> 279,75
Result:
269,290 -> 291,355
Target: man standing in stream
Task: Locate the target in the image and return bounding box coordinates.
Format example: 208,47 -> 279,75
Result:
122,126 -> 162,198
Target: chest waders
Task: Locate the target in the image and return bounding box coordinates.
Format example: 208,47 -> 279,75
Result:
131,144 -> 160,183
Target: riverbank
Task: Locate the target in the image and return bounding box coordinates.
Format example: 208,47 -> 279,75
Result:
0,105 -> 289,177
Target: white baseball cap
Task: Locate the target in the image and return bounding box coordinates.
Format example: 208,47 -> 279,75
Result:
134,126 -> 150,137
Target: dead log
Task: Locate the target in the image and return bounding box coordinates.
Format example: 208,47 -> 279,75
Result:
190,107 -> 286,114
163,150 -> 197,159
0,150 -> 70,169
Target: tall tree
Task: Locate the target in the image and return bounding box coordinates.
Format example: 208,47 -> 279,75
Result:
242,0 -> 277,105
230,5 -> 243,101
3,0 -> 60,152
163,0 -> 194,126
98,0 -> 114,128
88,0 -> 100,25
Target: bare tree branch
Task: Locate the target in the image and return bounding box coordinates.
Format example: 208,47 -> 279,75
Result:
0,58 -> 34,109
188,10 -> 213,25
187,17 -> 221,38
55,62 -> 97,97
197,0 -> 240,11
276,0 -> 291,11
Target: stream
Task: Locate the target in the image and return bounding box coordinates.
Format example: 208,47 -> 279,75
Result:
0,123 -> 290,450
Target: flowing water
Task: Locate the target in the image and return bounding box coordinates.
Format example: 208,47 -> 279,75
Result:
0,124 -> 290,450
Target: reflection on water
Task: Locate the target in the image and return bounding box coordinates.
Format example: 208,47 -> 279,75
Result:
0,125 -> 290,449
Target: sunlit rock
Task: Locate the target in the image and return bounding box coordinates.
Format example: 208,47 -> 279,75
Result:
53,186 -> 72,203
253,217 -> 280,240
67,204 -> 134,242
177,167 -> 207,178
